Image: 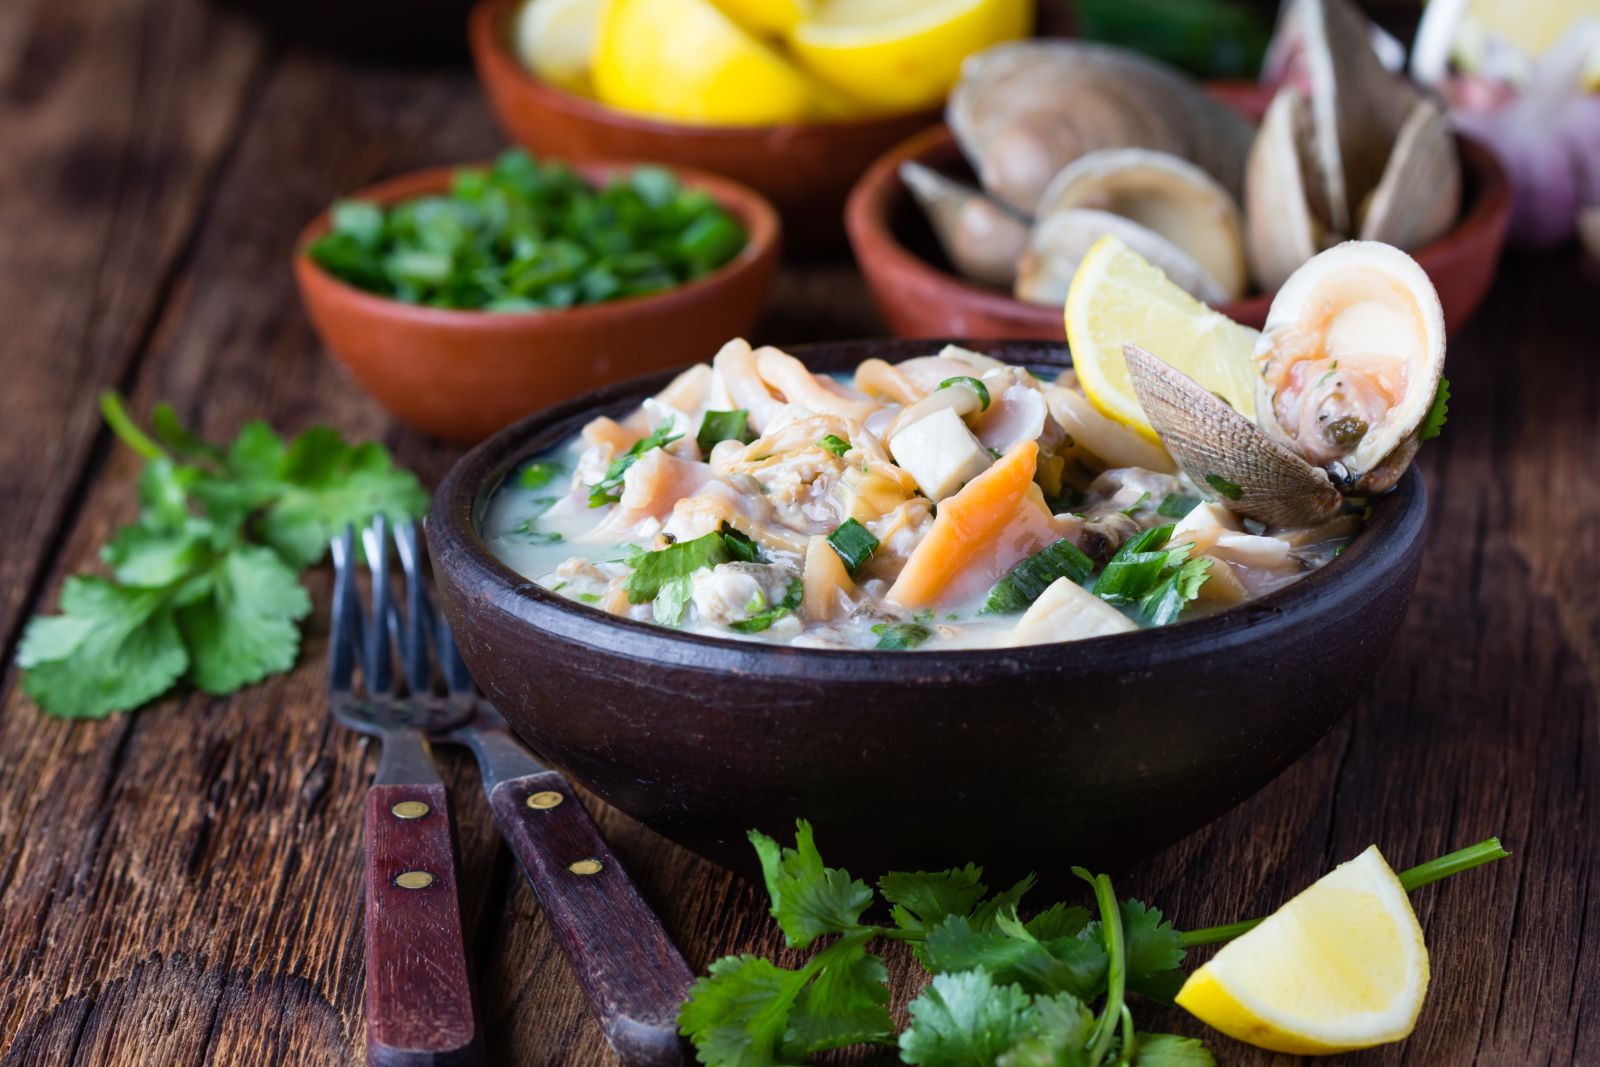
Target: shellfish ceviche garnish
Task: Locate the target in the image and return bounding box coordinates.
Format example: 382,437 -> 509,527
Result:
1124,240 -> 1448,528
484,338 -> 1368,652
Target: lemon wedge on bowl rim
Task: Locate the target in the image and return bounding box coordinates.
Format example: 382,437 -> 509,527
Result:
1176,845 -> 1430,1055
713,0 -> 813,36
513,0 -> 606,93
1063,234 -> 1260,443
788,0 -> 1033,114
594,0 -> 830,125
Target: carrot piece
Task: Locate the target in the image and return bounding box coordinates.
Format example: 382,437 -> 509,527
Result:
887,440 -> 1040,609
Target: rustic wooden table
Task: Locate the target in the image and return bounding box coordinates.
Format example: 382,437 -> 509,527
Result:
2,2 -> 1596,1064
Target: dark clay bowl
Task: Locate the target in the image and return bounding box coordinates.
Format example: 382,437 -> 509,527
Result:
846,107 -> 1511,338
428,339 -> 1428,879
468,0 -> 939,250
294,160 -> 779,444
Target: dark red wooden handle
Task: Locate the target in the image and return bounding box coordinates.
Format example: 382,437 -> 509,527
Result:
363,783 -> 481,1067
489,771 -> 694,1067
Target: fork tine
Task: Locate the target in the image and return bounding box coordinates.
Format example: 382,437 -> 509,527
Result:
329,525 -> 363,693
392,520 -> 434,695
436,612 -> 476,698
361,516 -> 395,696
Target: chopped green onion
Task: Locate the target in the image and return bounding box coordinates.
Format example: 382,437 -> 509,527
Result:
980,539 -> 1095,615
872,622 -> 932,651
826,519 -> 880,577
938,376 -> 991,410
519,461 -> 561,490
1156,493 -> 1201,519
1205,473 -> 1243,500
819,434 -> 851,457
696,409 -> 753,452
587,423 -> 681,507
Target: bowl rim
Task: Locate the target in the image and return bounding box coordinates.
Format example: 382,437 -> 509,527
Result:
843,120 -> 1513,330
428,338 -> 1428,680
467,0 -> 944,138
294,156 -> 782,329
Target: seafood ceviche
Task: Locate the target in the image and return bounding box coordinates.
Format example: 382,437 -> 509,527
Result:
487,241 -> 1445,651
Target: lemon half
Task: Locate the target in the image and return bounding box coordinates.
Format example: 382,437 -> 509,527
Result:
1064,234 -> 1259,442
1176,845 -> 1430,1055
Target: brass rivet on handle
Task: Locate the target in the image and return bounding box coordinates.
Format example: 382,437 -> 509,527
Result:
391,800 -> 430,820
568,858 -> 603,876
395,870 -> 436,890
526,791 -> 564,810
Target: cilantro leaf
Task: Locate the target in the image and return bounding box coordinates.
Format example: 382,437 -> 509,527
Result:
922,915 -> 1107,1000
729,579 -> 802,634
996,992 -> 1097,1067
749,821 -> 874,948
1115,900 -> 1186,1003
1024,903 -> 1093,941
1130,1033 -> 1216,1065
178,545 -> 311,693
623,532 -> 731,603
900,970 -> 1036,1067
519,461 -> 562,489
587,423 -> 681,507
1137,556 -> 1211,627
17,577 -> 189,718
102,519 -> 215,587
678,954 -> 810,1067
872,621 -> 932,651
879,865 -> 990,938
1418,376 -> 1450,442
783,938 -> 894,1055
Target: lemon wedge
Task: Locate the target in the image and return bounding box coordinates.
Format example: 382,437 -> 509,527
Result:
1063,234 -> 1259,442
713,0 -> 813,36
513,0 -> 605,93
788,0 -> 1032,113
1176,846 -> 1430,1055
594,0 -> 827,124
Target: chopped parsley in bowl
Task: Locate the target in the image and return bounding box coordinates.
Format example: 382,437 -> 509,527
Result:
307,149 -> 747,311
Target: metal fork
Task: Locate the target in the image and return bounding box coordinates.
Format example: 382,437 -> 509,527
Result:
331,517 -> 481,1067
385,523 -> 694,1067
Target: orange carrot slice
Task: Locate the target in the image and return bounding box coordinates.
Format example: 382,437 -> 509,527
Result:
887,440 -> 1042,609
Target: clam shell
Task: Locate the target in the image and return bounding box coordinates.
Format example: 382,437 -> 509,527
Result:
1016,209 -> 1228,308
1036,148 -> 1248,299
1123,344 -> 1342,526
1357,97 -> 1461,250
1253,241 -> 1446,494
900,161 -> 1030,288
947,41 -> 1255,215
1244,87 -> 1329,292
1298,0 -> 1419,234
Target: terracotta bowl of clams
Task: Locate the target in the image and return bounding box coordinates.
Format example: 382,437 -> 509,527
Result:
847,35 -> 1513,339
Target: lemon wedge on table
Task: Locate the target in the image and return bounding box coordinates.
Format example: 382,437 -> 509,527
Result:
1176,845 -> 1430,1055
788,0 -> 1033,114
593,0 -> 831,125
513,0 -> 605,93
1063,234 -> 1259,443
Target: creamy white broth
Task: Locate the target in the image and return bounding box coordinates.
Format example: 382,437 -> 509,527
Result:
485,342 -> 1356,650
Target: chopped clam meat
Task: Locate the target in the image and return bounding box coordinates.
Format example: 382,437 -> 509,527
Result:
1011,578 -> 1139,645
889,406 -> 992,502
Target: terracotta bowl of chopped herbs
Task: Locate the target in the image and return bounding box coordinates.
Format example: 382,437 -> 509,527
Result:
427,338 -> 1429,880
294,151 -> 780,444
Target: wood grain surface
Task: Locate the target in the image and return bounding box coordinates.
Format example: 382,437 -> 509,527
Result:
0,1 -> 1594,1065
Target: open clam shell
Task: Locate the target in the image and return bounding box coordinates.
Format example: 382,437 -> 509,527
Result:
1253,241 -> 1446,494
1356,97 -> 1461,250
1123,344 -> 1343,526
1298,0 -> 1419,234
900,161 -> 1031,288
1036,148 -> 1248,300
1017,208 -> 1228,308
947,41 -> 1255,215
1244,87 -> 1330,292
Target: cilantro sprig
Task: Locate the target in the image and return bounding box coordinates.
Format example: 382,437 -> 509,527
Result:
17,394 -> 427,718
679,822 -> 1509,1067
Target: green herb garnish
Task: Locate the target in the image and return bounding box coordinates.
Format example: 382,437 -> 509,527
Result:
622,531 -> 731,604
1418,377 -> 1450,442
819,434 -> 852,457
17,394 -> 427,718
587,423 -> 682,507
697,409 -> 754,452
1315,360 -> 1339,388
729,579 -> 804,633
519,461 -> 562,490
938,376 -> 992,410
678,823 -> 1509,1067
1120,491 -> 1152,516
827,518 -> 880,577
872,622 -> 931,650
1155,493 -> 1201,519
981,539 -> 1096,615
1204,474 -> 1242,500
1090,526 -> 1210,622
307,150 -> 745,311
